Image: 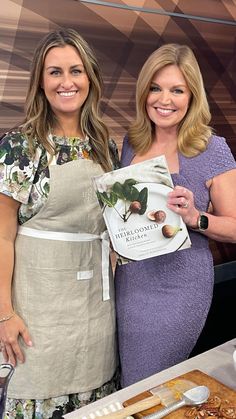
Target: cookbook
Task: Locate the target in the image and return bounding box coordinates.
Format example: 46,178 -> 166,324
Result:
93,156 -> 191,261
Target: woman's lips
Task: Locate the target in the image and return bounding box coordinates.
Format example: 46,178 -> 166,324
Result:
155,107 -> 176,115
57,90 -> 78,97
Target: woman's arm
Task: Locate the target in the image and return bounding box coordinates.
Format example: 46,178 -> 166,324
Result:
203,168 -> 236,242
167,168 -> 236,243
0,193 -> 32,366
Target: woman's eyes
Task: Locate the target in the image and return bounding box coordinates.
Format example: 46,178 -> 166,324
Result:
149,85 -> 184,94
49,69 -> 82,76
72,69 -> 82,75
50,70 -> 61,76
150,85 -> 161,92
173,88 -> 184,94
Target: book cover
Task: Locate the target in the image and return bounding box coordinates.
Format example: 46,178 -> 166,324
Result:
93,156 -> 191,261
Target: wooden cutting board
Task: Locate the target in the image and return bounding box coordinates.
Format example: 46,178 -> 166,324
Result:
123,370 -> 236,418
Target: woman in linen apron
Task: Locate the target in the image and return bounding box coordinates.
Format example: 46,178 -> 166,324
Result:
0,28 -> 119,418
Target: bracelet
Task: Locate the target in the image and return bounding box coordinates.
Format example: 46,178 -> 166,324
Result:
0,312 -> 15,323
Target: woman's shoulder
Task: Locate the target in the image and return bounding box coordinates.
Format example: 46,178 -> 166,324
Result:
206,135 -> 235,159
204,134 -> 236,175
0,129 -> 41,151
0,129 -> 42,164
0,130 -> 29,164
0,129 -> 43,204
207,134 -> 229,149
1,129 -> 26,145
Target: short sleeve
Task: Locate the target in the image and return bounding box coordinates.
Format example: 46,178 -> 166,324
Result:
0,131 -> 42,204
206,136 -> 236,179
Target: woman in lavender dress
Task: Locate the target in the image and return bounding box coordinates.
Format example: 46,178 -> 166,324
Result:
115,43 -> 236,387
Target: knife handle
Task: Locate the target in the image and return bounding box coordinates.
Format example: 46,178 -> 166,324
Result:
100,394 -> 161,419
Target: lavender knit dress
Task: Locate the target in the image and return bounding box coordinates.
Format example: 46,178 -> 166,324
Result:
115,135 -> 236,388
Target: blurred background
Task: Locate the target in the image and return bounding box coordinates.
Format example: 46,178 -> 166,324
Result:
1,0 -> 236,352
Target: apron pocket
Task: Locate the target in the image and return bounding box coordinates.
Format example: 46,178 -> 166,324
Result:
13,266 -> 94,326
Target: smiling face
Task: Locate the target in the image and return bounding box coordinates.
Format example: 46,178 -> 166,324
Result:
41,44 -> 90,121
146,64 -> 191,134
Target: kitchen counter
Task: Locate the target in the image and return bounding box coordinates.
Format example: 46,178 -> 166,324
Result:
64,338 -> 236,418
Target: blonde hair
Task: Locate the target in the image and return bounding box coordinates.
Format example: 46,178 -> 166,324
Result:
129,43 -> 212,157
21,28 -> 112,171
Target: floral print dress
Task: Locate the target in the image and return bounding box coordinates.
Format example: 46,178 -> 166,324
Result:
0,131 -> 120,419
0,131 -> 119,225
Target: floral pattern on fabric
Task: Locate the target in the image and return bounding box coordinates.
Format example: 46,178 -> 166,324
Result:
4,370 -> 120,419
0,131 -> 120,418
0,131 -> 119,224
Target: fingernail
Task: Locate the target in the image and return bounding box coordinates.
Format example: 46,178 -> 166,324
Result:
28,341 -> 33,347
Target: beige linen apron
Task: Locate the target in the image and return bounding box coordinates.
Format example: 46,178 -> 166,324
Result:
7,158 -> 117,399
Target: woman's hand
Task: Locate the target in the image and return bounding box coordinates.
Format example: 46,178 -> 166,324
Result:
166,185 -> 199,228
0,194 -> 31,366
0,313 -> 32,366
166,169 -> 236,242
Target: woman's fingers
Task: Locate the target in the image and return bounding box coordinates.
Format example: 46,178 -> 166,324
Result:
0,343 -> 9,363
0,315 -> 33,366
21,327 -> 33,348
0,337 -> 24,365
10,340 -> 25,364
167,186 -> 200,227
0,341 -> 17,366
167,186 -> 193,209
4,343 -> 17,366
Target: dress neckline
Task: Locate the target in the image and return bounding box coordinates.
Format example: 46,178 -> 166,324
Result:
129,151 -> 183,176
49,133 -> 90,146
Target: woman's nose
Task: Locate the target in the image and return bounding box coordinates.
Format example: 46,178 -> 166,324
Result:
61,74 -> 74,89
159,90 -> 171,104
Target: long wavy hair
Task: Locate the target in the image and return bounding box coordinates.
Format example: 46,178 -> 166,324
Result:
128,43 -> 212,157
21,28 -> 112,171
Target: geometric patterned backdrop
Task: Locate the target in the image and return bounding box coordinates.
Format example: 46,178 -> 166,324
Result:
1,0 -> 236,263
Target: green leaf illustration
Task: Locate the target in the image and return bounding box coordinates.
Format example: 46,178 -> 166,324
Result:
109,191 -> 118,206
123,184 -> 139,201
137,187 -> 148,215
97,191 -> 118,208
98,179 -> 149,222
112,182 -> 126,199
123,178 -> 138,187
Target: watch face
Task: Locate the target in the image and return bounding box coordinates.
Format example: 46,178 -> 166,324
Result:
199,214 -> 208,230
